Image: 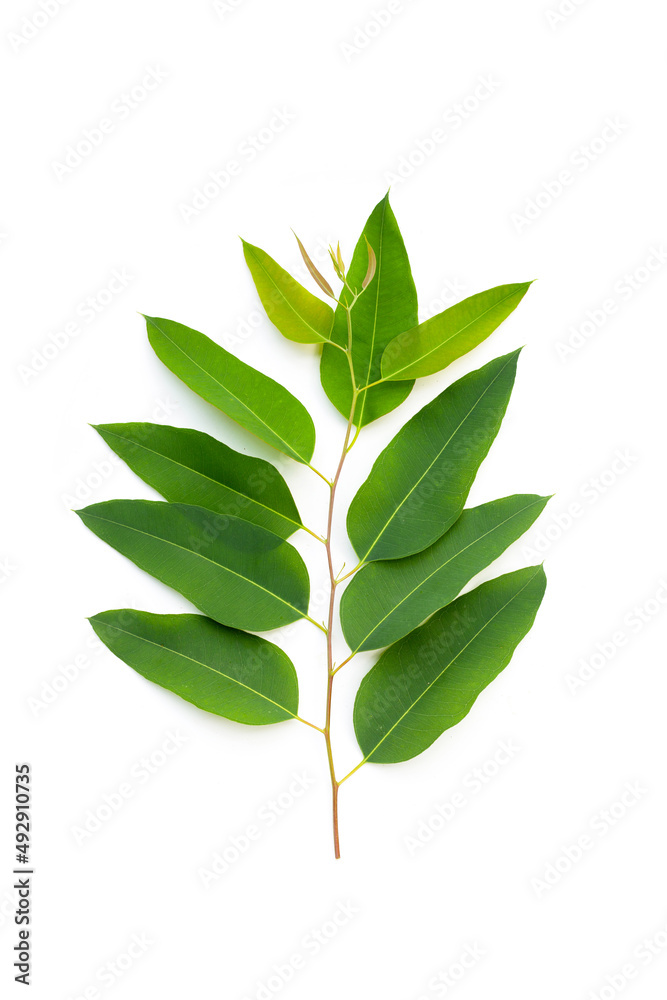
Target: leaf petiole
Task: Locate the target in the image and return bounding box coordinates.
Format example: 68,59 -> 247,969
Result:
332,652 -> 355,675
338,759 -> 366,785
335,560 -> 364,583
301,524 -> 328,544
356,376 -> 385,394
328,340 -> 348,354
306,616 -> 328,634
308,463 -> 333,486
346,424 -> 362,452
296,715 -> 325,734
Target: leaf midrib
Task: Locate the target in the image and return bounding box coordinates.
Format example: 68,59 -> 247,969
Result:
360,568 -> 541,761
95,618 -> 297,720
360,355 -> 514,561
386,285 -> 522,379
82,509 -> 307,620
354,498 -> 543,651
148,318 -> 306,462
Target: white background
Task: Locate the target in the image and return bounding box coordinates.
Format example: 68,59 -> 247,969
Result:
2,1 -> 666,998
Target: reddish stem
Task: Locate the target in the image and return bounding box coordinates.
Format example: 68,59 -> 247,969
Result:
322,390 -> 357,860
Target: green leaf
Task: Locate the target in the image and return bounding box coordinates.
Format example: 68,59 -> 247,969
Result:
145,316 -> 315,464
89,610 -> 299,725
341,494 -> 549,652
242,240 -> 334,344
353,566 -> 546,764
381,282 -> 532,381
320,193 -> 418,427
76,500 -> 310,632
93,422 -> 302,540
347,350 -> 520,563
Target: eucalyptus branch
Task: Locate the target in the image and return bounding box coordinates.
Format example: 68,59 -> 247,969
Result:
80,194 -> 545,861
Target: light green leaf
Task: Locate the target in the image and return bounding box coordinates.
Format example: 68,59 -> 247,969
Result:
382,282 -> 532,380
341,494 -> 549,652
242,240 -> 334,344
353,566 -> 547,764
93,422 -> 302,539
145,316 -> 315,463
76,500 -> 310,632
89,610 -> 299,725
347,350 -> 520,563
320,193 -> 418,426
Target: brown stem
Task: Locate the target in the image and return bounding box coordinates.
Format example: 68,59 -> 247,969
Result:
322,381 -> 358,860
323,669 -> 340,858
315,298 -> 363,859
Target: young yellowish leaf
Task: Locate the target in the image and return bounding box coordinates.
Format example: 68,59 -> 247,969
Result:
293,232 -> 335,298
242,240 -> 334,345
362,236 -> 377,290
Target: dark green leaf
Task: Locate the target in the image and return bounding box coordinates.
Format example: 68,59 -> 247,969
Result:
76,500 -> 310,632
242,240 -> 334,344
145,316 -> 315,463
347,350 -> 520,562
93,422 -> 302,539
320,193 -> 418,426
341,494 -> 549,652
382,282 -> 532,381
353,566 -> 546,764
89,610 -> 299,725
